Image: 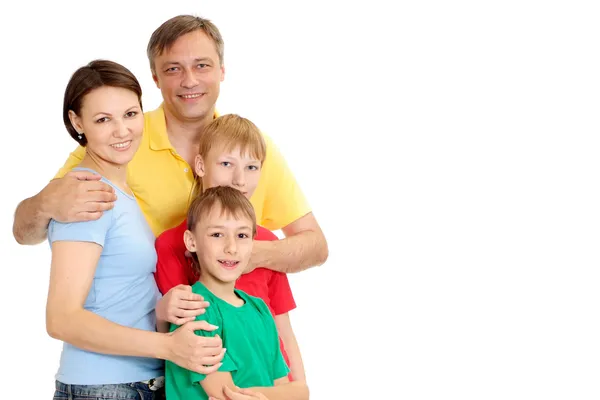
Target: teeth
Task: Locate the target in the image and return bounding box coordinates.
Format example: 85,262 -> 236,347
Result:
181,93 -> 202,99
111,141 -> 130,148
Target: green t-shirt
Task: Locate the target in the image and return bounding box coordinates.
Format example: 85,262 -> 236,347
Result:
165,282 -> 290,400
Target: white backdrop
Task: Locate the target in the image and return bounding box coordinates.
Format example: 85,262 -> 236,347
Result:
1,1 -> 600,399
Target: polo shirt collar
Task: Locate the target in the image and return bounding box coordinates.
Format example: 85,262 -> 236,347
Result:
148,104 -> 172,151
147,103 -> 221,152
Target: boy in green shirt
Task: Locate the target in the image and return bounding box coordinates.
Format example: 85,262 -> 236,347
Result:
166,186 -> 309,400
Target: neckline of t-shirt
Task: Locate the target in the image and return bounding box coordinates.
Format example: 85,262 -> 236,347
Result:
73,167 -> 135,201
196,282 -> 248,311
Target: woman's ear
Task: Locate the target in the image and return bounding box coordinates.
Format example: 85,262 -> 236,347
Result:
195,154 -> 206,177
68,110 -> 84,135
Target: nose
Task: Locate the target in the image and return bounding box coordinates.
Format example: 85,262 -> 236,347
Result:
224,234 -> 237,255
181,68 -> 200,89
232,167 -> 246,188
113,118 -> 130,139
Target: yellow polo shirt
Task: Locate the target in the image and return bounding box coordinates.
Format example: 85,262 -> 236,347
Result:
54,105 -> 311,237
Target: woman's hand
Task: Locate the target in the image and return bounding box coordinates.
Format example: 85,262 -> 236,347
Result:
166,320 -> 226,374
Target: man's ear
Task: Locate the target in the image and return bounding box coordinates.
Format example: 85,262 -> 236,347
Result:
152,71 -> 160,88
195,154 -> 206,177
184,230 -> 197,254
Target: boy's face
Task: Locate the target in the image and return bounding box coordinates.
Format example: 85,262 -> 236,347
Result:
152,30 -> 225,124
195,145 -> 262,199
184,205 -> 253,284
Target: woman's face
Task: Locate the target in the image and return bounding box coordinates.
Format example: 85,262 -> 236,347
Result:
69,86 -> 143,166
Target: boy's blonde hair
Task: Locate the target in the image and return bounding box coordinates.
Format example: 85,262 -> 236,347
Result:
194,114 -> 266,196
186,186 -> 257,276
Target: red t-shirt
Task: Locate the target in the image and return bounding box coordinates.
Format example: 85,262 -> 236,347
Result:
154,219 -> 296,372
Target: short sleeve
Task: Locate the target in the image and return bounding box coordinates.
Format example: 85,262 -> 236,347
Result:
260,135 -> 312,231
184,308 -> 238,384
268,272 -> 296,315
48,209 -> 113,247
53,146 -> 86,179
265,304 -> 290,380
155,223 -> 192,295
251,296 -> 290,380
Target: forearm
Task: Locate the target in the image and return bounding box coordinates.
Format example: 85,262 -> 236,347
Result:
13,194 -> 52,245
250,381 -> 309,400
283,336 -> 306,382
48,309 -> 169,360
253,231 -> 327,273
157,318 -> 170,333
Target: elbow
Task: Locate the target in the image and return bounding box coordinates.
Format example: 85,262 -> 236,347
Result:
297,381 -> 310,399
315,237 -> 329,266
46,314 -> 63,340
46,310 -> 71,341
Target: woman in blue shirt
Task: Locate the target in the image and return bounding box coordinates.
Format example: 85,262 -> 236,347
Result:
46,60 -> 223,400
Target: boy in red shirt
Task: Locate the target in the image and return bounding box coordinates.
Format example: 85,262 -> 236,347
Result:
154,114 -> 305,382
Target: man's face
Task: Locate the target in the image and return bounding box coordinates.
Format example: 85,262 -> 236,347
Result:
152,30 -> 224,123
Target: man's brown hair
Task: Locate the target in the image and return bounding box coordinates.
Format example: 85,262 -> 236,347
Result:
147,14 -> 225,72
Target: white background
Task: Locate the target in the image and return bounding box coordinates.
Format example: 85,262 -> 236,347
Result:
1,1 -> 599,399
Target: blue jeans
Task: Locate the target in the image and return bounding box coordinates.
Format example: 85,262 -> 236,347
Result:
53,379 -> 165,400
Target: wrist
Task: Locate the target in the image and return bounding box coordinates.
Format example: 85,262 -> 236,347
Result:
37,185 -> 55,221
153,331 -> 173,361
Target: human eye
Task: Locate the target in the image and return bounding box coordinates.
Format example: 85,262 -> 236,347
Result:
125,111 -> 138,118
210,232 -> 223,238
96,117 -> 109,123
238,233 -> 250,239
197,63 -> 209,69
165,66 -> 179,73
220,161 -> 231,167
247,164 -> 260,171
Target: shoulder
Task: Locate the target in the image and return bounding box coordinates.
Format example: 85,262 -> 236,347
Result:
238,290 -> 271,316
156,219 -> 187,249
48,207 -> 115,245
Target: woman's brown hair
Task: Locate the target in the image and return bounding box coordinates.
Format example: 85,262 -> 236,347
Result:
62,60 -> 143,146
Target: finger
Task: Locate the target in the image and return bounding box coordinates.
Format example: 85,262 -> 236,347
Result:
184,320 -> 219,332
173,316 -> 197,325
192,362 -> 222,375
175,284 -> 193,292
75,212 -> 104,222
174,308 -> 206,319
86,191 -> 118,203
199,348 -> 226,365
178,291 -> 206,302
177,299 -> 210,310
66,171 -> 103,181
84,181 -> 116,193
81,202 -> 115,213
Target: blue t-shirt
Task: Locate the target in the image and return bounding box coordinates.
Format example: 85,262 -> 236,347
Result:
47,168 -> 164,385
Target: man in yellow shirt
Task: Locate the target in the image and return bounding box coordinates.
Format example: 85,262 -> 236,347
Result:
13,15 -> 327,276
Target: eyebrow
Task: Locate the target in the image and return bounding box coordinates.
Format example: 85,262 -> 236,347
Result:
91,105 -> 140,119
162,57 -> 214,67
207,225 -> 252,230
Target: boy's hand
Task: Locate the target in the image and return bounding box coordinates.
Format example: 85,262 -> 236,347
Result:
156,284 -> 209,325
